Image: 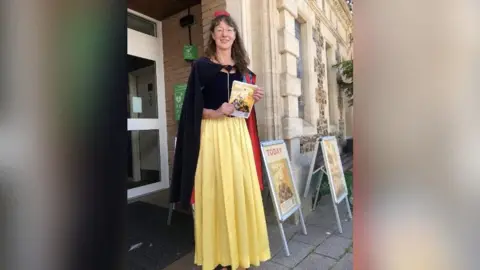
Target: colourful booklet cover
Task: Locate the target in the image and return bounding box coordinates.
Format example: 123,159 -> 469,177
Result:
228,80 -> 257,118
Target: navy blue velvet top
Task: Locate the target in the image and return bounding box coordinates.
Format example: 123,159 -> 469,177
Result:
203,70 -> 243,110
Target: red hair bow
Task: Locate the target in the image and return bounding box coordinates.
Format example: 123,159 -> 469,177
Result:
214,10 -> 230,17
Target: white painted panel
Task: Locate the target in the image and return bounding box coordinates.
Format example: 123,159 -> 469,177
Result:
127,119 -> 160,130
128,29 -> 159,60
127,181 -> 169,201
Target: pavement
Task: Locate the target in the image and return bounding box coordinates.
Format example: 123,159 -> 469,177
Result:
164,195 -> 353,270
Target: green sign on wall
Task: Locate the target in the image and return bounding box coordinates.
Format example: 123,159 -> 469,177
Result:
183,45 -> 198,60
174,84 -> 187,121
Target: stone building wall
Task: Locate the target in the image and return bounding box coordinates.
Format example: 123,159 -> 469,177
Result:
313,16 -> 329,137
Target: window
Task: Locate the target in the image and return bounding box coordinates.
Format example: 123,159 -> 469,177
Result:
295,20 -> 305,119
128,12 -> 157,37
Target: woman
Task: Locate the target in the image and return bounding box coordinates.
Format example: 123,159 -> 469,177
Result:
170,10 -> 271,270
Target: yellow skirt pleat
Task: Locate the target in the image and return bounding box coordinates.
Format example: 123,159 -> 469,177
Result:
194,117 -> 271,270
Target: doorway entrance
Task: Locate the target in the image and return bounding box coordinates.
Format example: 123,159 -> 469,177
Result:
127,9 -> 168,200
126,3 -> 205,269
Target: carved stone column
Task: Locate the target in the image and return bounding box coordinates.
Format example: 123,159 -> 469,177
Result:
239,0 -> 282,140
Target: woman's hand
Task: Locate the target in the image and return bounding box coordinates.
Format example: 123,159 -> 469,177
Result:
253,87 -> 264,102
216,102 -> 235,116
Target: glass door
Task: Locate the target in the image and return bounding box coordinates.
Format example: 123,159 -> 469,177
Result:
127,9 -> 168,200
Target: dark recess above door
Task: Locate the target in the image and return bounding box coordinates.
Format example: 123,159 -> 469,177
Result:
128,0 -> 201,21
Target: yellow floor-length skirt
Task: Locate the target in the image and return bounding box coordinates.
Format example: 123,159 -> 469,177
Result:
194,117 -> 271,270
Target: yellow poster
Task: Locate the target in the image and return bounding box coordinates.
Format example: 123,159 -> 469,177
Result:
322,138 -> 348,203
229,80 -> 256,118
263,143 -> 298,217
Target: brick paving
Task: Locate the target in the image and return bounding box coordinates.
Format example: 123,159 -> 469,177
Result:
164,195 -> 353,270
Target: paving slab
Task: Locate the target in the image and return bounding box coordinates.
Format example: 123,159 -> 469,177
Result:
267,222 -> 301,257
306,206 -> 338,229
311,195 -> 351,214
331,253 -> 353,270
334,220 -> 353,239
292,225 -> 330,246
314,235 -> 352,260
252,261 -> 291,270
271,240 -> 315,268
293,253 -> 337,270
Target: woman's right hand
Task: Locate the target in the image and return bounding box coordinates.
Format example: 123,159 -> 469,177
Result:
216,102 -> 235,116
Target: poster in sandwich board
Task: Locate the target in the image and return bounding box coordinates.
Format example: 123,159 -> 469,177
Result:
303,136 -> 352,234
320,136 -> 348,204
261,140 -> 300,220
260,140 -> 307,256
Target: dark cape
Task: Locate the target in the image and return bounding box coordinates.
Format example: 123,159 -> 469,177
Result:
170,57 -> 264,208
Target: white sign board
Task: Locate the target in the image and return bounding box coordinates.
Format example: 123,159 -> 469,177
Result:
260,140 -> 307,257
131,96 -> 143,113
320,137 -> 349,204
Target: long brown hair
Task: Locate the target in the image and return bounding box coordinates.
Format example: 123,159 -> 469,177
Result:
205,15 -> 250,75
